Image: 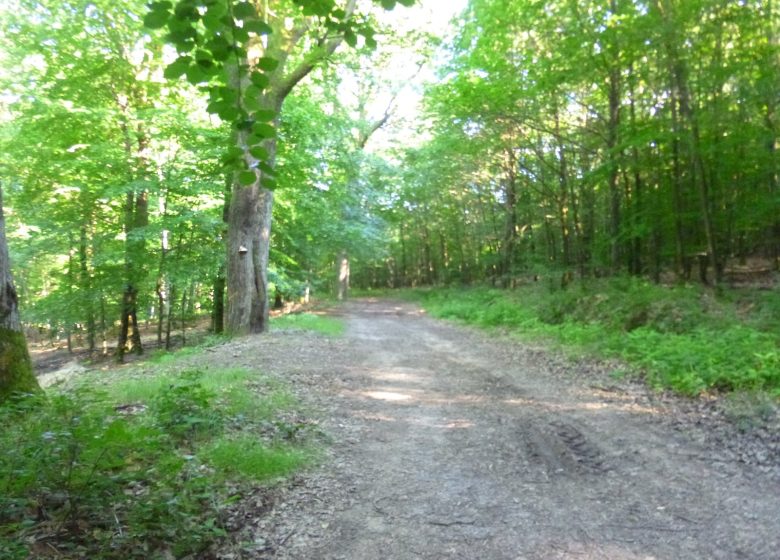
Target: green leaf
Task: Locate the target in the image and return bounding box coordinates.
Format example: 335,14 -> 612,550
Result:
344,30 -> 357,48
253,109 -> 276,122
244,19 -> 273,35
255,57 -> 279,72
222,146 -> 244,165
143,9 -> 170,29
244,85 -> 264,102
250,71 -> 270,89
258,161 -> 275,175
252,123 -> 275,139
261,177 -> 277,190
380,0 -> 395,9
185,64 -> 208,85
232,2 -> 257,20
232,25 -> 249,42
238,171 -> 257,185
249,146 -> 269,160
163,56 -> 191,80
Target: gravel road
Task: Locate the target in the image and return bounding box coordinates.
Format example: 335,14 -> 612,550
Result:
220,298 -> 780,560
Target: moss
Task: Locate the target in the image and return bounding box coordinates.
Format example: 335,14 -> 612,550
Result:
0,327 -> 40,402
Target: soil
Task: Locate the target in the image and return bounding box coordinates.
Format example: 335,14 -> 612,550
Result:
193,298 -> 780,560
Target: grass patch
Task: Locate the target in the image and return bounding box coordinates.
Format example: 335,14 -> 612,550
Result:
202,436 -> 311,481
413,280 -> 780,397
0,359 -> 316,559
272,312 -> 344,336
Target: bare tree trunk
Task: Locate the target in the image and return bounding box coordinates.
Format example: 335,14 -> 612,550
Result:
501,148 -> 518,287
0,184 -> 39,401
337,251 -> 350,300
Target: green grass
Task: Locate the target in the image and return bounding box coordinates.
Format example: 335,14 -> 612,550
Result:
202,436 -> 312,481
0,357 -> 316,559
272,312 -> 344,336
413,280 -> 780,397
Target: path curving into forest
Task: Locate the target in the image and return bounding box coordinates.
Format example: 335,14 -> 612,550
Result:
223,298 -> 780,560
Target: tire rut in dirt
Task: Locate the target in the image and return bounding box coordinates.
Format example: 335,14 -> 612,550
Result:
521,417 -> 609,477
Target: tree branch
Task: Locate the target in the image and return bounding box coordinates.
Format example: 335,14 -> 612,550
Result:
273,0 -> 358,104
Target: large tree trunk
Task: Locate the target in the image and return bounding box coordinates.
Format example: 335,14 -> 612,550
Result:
226,180 -> 273,334
0,184 -> 40,401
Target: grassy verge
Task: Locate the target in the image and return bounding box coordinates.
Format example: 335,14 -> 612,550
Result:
271,312 -> 344,336
0,355 -> 316,558
411,279 -> 780,397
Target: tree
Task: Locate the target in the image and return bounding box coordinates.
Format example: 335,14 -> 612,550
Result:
0,183 -> 39,401
150,0 -> 413,335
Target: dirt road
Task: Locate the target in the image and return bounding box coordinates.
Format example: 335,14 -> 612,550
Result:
226,299 -> 780,560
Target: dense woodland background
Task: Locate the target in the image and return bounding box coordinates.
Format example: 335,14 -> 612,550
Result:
0,0 -> 777,357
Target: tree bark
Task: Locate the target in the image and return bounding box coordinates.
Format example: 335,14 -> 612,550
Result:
336,251 -> 350,300
0,184 -> 40,401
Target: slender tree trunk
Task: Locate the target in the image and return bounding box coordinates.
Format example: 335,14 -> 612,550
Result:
78,225 -> 95,354
212,274 -> 225,334
0,184 -> 39,401
607,65 -> 622,272
165,284 -> 175,350
553,111 -> 572,268
501,148 -> 518,287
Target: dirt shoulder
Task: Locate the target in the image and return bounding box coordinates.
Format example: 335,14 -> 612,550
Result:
212,298 -> 778,560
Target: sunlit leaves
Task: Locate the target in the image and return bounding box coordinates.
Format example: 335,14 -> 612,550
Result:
148,0 -> 280,182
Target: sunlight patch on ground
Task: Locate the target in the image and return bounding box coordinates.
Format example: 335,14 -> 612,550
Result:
503,397 -> 657,415
363,390 -> 413,402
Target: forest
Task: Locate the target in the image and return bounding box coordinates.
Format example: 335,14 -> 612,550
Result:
0,0 -> 778,557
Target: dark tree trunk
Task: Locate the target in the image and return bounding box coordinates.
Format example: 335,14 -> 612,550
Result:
212,274 -> 225,334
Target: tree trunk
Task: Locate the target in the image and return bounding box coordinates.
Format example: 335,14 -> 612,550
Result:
78,225 -> 95,354
212,273 -> 225,334
337,251 -> 350,300
501,148 -> 518,287
607,64 -> 622,272
0,184 -> 40,401
226,177 -> 273,334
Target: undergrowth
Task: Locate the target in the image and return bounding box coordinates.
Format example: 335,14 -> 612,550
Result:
0,362 -> 315,559
413,279 -> 780,397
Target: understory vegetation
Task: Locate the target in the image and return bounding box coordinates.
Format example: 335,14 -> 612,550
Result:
413,279 -> 780,397
0,356 -> 317,559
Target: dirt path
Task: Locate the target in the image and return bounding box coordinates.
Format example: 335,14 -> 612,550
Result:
224,299 -> 779,560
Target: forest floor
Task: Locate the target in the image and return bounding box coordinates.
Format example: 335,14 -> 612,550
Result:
190,298 -> 780,560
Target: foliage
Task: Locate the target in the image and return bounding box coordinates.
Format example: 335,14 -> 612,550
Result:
414,281 -> 780,397
366,0 -> 780,290
0,365 -> 312,558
